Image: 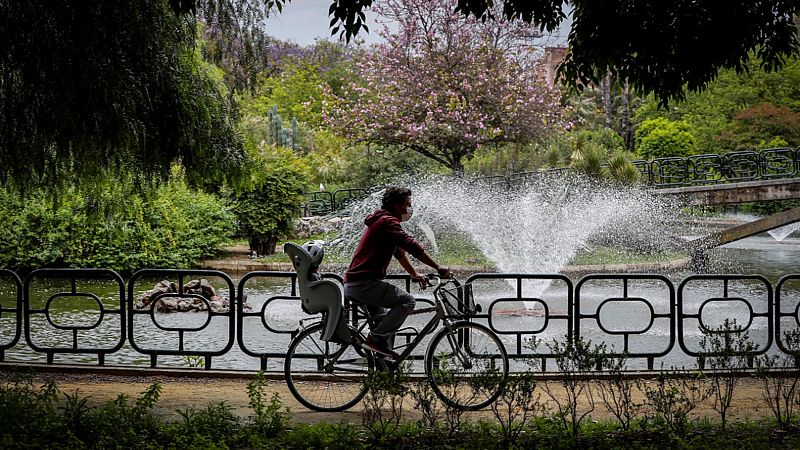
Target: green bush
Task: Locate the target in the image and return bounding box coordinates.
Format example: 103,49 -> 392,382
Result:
635,118 -> 697,159
579,128 -> 626,153
232,146 -> 309,256
0,170 -> 233,272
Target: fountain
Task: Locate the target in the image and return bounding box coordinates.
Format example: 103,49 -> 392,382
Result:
329,175 -> 691,297
768,222 -> 800,241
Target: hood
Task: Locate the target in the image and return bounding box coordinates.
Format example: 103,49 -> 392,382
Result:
365,209 -> 398,226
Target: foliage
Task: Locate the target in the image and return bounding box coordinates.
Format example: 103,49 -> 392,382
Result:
170,401 -> 245,448
202,24 -> 306,94
0,375 -> 65,446
698,318 -> 757,430
568,131 -> 640,184
637,370 -> 713,436
0,1 -> 245,191
246,371 -> 291,438
570,138 -> 608,179
209,1 -> 800,107
78,383 -> 165,448
231,146 -> 309,256
325,0 -> 566,175
557,1 -> 800,106
635,56 -> 800,154
579,128 -> 627,153
361,367 -> 408,444
240,63 -> 333,130
7,374 -> 800,448
539,335 -> 609,436
235,39 -> 355,122
606,150 -> 641,185
756,329 -> 800,429
464,141 -> 555,176
0,170 -> 234,273
489,371 -> 542,448
635,118 -> 697,159
596,353 -> 641,431
727,102 -> 800,149
738,199 -> 800,216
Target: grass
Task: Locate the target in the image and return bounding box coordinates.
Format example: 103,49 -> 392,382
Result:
232,232 -> 688,271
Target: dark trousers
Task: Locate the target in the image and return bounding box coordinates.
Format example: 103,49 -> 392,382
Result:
343,279 -> 416,343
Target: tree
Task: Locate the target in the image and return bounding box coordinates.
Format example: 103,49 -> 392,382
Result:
324,0 -> 565,176
0,1 -> 245,190
634,56 -> 800,153
276,0 -> 800,106
8,0 -> 797,190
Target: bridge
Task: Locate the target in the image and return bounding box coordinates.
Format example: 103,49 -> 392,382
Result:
656,178 -> 800,206
630,148 -> 800,253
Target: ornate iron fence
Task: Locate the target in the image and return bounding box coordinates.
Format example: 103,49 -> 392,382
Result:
0,270 -> 22,360
300,148 -> 800,215
2,268 -> 800,373
127,269 -> 236,369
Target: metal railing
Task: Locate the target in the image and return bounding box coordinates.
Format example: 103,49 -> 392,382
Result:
1,268 -> 800,373
473,147 -> 800,190
299,148 -> 800,215
301,188 -> 371,216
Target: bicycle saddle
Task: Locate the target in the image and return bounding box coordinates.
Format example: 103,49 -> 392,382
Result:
284,242 -> 344,342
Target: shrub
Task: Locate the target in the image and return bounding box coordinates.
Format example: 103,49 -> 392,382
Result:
0,375 -> 66,446
756,329 -> 800,428
0,169 -> 233,272
698,318 -> 756,430
635,118 -> 697,159
361,367 -> 408,444
246,371 -> 291,439
596,353 -> 641,431
579,128 -> 626,153
231,146 -> 309,256
637,370 -> 712,435
606,150 -> 641,185
84,383 -> 165,448
539,336 -> 609,436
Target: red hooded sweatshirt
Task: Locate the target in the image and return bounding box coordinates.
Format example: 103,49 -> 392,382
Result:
343,209 -> 425,283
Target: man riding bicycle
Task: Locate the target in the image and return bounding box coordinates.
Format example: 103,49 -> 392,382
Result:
343,186 -> 451,360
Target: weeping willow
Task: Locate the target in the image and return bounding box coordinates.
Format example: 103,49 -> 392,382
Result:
0,1 -> 246,191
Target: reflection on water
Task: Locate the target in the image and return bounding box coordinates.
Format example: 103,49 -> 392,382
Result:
0,235 -> 798,372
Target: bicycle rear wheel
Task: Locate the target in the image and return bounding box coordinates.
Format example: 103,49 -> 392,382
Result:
285,323 -> 373,411
425,321 -> 508,410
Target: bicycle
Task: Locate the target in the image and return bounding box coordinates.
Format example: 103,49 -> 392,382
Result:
284,273 -> 509,412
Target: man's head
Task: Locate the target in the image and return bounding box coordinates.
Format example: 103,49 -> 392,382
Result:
381,186 -> 412,220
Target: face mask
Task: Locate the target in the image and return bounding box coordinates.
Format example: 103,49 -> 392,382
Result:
401,206 -> 413,222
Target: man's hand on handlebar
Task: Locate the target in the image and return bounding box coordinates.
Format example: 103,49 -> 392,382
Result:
436,266 -> 451,278
411,274 -> 430,289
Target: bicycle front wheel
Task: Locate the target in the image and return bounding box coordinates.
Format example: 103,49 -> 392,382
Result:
425,321 -> 508,410
285,323 -> 373,412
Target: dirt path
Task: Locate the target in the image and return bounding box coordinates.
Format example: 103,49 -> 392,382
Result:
0,372 -> 774,425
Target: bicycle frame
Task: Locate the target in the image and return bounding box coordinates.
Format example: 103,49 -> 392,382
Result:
294,277 -> 472,371
366,277 -> 471,365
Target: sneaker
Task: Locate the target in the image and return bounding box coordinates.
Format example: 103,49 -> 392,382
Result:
365,334 -> 400,360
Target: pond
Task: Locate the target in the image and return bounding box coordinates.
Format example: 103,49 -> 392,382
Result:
0,234 -> 798,373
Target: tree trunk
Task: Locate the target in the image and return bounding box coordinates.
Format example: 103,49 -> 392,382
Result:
451,159 -> 465,178
602,69 -> 613,130
622,78 -> 633,150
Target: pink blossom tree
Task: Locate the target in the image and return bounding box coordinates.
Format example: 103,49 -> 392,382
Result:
324,0 -> 567,176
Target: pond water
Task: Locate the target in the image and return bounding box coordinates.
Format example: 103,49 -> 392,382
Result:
1,233 -> 798,373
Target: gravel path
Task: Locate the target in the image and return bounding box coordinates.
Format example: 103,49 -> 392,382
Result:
0,370 -> 774,425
